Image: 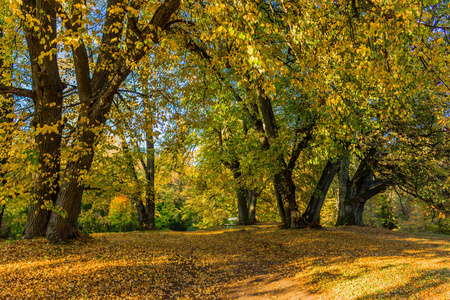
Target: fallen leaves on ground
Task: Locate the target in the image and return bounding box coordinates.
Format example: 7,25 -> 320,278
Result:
0,225 -> 449,299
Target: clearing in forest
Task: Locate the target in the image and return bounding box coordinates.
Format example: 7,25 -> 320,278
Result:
0,225 -> 449,299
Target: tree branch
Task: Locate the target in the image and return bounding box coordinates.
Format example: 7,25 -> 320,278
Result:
287,123 -> 315,172
0,85 -> 35,99
420,22 -> 450,30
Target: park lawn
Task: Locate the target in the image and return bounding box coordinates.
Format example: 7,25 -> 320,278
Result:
0,225 -> 449,299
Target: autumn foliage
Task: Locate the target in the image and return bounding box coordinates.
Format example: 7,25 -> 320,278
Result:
1,225 -> 449,299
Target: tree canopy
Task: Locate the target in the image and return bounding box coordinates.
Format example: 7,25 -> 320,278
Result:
0,0 -> 448,241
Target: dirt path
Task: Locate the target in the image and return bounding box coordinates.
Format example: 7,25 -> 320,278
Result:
1,226 -> 449,299
221,273 -> 321,300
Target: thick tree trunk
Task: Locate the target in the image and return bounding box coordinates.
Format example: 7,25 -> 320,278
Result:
0,33 -> 9,233
231,164 -> 249,224
335,197 -> 366,226
136,199 -> 153,229
46,145 -> 96,241
21,0 -> 64,239
335,180 -> 388,226
336,153 -> 389,226
44,0 -> 180,242
45,85 -> 114,241
301,161 -> 340,228
256,84 -> 305,228
273,167 -> 300,228
23,108 -> 63,238
337,154 -> 350,224
246,189 -> 257,224
236,187 -> 250,224
222,155 -> 250,225
45,77 -> 120,240
274,188 -> 286,224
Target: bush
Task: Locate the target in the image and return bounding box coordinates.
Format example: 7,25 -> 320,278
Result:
78,195 -> 139,233
78,210 -> 110,234
155,201 -> 193,231
107,195 -> 139,232
1,204 -> 28,239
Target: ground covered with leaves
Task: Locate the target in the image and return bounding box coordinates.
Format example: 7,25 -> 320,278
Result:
1,225 -> 449,299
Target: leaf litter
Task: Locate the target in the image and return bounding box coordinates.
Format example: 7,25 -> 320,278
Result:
0,225 -> 449,299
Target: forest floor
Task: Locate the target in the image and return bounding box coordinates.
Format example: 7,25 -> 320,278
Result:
1,225 -> 449,299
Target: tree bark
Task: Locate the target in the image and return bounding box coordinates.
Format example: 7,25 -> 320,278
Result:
274,187 -> 286,224
338,153 -> 350,223
246,189 -> 258,224
20,0 -> 64,239
226,160 -> 249,225
0,204 -> 5,231
301,160 -> 340,228
336,153 -> 389,226
255,84 -> 312,228
118,128 -> 153,230
0,0 -> 180,241
273,168 -> 300,228
141,105 -> 156,230
0,28 -> 12,234
44,0 -> 180,242
336,197 -> 367,226
236,186 -> 250,225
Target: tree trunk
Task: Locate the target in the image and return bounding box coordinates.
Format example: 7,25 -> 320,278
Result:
222,161 -> 250,225
46,146 -> 96,241
44,0 -> 180,242
136,199 -> 152,229
229,163 -> 249,224
20,0 -> 64,239
119,129 -> 154,230
142,110 -> 156,230
246,189 -> 257,224
301,160 -> 340,228
0,28 -> 12,234
337,154 -> 350,224
222,153 -> 250,225
256,84 -> 299,228
236,186 -> 249,224
0,204 -> 5,231
336,153 -> 389,226
273,167 -> 300,228
274,187 -> 286,225
255,83 -> 305,228
336,197 -> 366,226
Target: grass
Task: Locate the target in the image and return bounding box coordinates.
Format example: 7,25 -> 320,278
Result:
0,225 -> 449,299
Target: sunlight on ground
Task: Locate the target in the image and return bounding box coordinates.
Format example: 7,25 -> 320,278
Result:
1,226 -> 449,299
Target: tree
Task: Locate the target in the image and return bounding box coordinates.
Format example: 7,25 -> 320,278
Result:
336,150 -> 390,226
1,0 -> 448,238
115,93 -> 157,230
0,23 -> 15,233
301,160 -> 341,228
0,0 -> 181,241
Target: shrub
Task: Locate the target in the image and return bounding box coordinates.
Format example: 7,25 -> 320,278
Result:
108,195 -> 139,232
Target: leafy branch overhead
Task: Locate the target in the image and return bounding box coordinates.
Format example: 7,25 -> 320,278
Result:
0,0 -> 448,243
